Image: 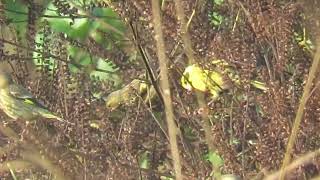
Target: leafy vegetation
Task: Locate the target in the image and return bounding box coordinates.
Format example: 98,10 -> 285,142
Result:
0,0 -> 320,179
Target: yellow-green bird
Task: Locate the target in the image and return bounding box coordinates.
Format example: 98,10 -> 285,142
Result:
0,72 -> 64,122
181,64 -> 235,100
181,59 -> 268,100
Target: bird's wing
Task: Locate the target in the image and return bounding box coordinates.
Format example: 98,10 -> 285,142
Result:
8,84 -> 34,99
8,84 -> 47,108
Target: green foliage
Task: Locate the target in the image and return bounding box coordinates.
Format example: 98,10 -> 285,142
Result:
33,30 -> 57,73
204,150 -> 224,168
204,151 -> 224,178
209,0 -> 225,29
138,151 -> 151,169
213,0 -> 224,6
209,11 -> 224,27
44,3 -> 77,36
44,3 -> 125,44
3,0 -> 126,84
35,2 -> 124,83
160,176 -> 174,180
255,104 -> 265,117
2,0 -> 130,87
3,0 -> 28,42
294,14 -> 314,54
294,31 -> 314,54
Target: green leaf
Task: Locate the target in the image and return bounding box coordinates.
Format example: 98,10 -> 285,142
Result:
205,151 -> 224,167
255,104 -> 265,117
44,3 -> 73,34
160,176 -> 174,180
69,19 -> 92,40
229,138 -> 240,146
92,7 -> 125,33
33,32 -> 58,72
44,3 -> 97,40
210,12 -> 224,27
90,71 -> 121,86
68,46 -> 92,66
213,0 -> 224,6
3,0 -> 28,42
138,151 -> 150,169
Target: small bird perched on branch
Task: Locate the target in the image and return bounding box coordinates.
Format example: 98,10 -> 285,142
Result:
104,78 -> 157,110
181,59 -> 268,100
0,72 -> 65,122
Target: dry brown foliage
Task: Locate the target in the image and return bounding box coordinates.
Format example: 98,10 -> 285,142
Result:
0,0 -> 319,179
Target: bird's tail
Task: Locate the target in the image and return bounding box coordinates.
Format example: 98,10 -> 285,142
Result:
39,110 -> 74,125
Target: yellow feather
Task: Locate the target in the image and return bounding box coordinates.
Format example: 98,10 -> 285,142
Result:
181,60 -> 268,99
23,99 -> 35,105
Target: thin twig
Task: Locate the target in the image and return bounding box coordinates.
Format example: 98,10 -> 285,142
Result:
279,40 -> 320,180
266,149 -> 320,180
151,1 -> 182,179
173,0 -> 221,177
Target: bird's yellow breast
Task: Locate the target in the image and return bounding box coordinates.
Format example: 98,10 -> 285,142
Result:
181,64 -> 227,93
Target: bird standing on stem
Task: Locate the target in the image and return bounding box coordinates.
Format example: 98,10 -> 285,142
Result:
0,72 -> 65,122
181,59 -> 268,100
